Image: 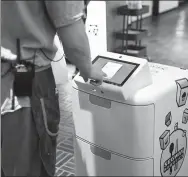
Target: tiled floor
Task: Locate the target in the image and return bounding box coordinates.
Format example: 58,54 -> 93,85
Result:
55,4 -> 188,176
55,82 -> 75,176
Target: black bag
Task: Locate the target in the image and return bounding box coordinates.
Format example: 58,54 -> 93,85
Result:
13,39 -> 35,97
13,62 -> 35,97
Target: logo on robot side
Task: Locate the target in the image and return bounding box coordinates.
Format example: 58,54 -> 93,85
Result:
159,123 -> 187,177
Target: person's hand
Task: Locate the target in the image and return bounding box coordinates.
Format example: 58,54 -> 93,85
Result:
80,65 -> 107,86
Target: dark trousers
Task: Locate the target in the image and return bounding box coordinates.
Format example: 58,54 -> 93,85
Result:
1,65 -> 60,176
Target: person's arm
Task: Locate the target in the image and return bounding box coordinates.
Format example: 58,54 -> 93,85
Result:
45,1 -> 103,82
56,19 -> 92,78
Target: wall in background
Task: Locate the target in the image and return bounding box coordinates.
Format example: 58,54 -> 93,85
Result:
142,1 -> 153,18
159,1 -> 179,13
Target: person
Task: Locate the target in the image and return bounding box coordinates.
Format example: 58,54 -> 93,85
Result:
1,1 -> 104,176
65,0 -> 90,77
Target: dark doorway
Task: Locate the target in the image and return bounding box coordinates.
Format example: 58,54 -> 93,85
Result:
152,0 -> 159,16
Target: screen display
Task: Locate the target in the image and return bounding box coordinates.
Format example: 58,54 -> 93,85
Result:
102,62 -> 123,79
93,56 -> 139,86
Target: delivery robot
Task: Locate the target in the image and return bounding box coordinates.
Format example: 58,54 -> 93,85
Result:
72,52 -> 188,176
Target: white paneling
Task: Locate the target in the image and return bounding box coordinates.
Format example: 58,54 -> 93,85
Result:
86,1 -> 107,60
142,1 -> 153,18
159,1 -> 178,13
